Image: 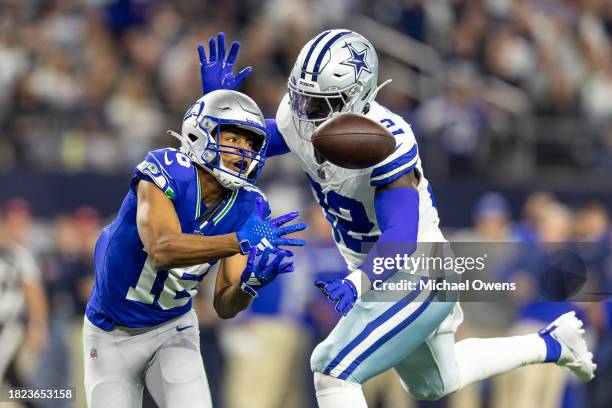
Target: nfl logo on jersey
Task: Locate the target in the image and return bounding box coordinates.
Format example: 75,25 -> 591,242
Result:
90,347 -> 97,359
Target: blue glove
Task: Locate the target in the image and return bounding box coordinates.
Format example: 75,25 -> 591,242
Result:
314,279 -> 358,316
236,196 -> 307,254
198,32 -> 252,95
240,247 -> 295,297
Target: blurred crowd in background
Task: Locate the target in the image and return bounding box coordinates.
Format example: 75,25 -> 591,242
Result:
1,0 -> 611,407
0,0 -> 611,175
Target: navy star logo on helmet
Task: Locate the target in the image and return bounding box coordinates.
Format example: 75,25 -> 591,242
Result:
340,43 -> 372,81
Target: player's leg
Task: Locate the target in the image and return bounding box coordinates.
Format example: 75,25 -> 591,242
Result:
395,310 -> 596,400
311,283 -> 455,408
144,310 -> 212,408
454,311 -> 595,383
82,317 -> 147,408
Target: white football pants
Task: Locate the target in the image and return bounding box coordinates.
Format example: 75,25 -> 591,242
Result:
83,310 -> 211,408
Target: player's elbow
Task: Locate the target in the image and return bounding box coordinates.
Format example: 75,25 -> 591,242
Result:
150,251 -> 171,269
213,300 -> 239,320
215,308 -> 238,320
213,289 -> 246,320
149,238 -> 176,269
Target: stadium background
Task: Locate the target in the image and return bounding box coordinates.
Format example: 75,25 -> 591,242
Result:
0,0 -> 610,407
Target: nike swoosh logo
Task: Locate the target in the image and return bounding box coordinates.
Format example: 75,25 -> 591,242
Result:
176,325 -> 193,332
164,151 -> 173,165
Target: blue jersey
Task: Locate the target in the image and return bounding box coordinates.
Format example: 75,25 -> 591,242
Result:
86,148 -> 270,330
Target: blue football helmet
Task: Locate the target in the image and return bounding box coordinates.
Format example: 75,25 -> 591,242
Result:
171,90 -> 269,190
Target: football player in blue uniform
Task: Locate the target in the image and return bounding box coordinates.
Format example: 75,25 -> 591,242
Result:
82,89 -> 307,408
198,33 -> 596,407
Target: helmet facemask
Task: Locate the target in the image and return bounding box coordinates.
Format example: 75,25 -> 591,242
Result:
202,119 -> 267,185
288,79 -> 364,141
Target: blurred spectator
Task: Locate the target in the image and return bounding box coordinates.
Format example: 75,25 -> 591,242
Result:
500,201 -> 580,408
514,191 -> 557,243
2,199 -> 35,249
454,192 -> 514,242
33,209 -> 98,407
586,301 -> 612,407
574,201 -> 610,242
450,192 -> 518,408
105,72 -> 164,164
0,204 -> 48,395
416,62 -> 490,174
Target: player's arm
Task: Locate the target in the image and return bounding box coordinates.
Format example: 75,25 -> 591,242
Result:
213,253 -> 252,318
137,180 -> 240,268
197,33 -> 290,157
351,171 -> 420,285
316,171 -> 420,315
213,248 -> 294,319
265,119 -> 290,157
137,180 -> 306,269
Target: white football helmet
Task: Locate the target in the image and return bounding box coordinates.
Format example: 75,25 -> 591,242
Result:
288,29 -> 383,139
170,90 -> 268,190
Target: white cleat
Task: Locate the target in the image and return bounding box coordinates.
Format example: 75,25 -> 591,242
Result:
541,311 -> 597,382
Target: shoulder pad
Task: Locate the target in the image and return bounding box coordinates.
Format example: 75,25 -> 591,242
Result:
133,148 -> 194,200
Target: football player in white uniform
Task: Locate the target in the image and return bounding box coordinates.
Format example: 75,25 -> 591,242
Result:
198,32 -> 596,407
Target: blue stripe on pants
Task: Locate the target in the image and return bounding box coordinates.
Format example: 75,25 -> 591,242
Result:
337,289 -> 438,380
323,284 -> 425,376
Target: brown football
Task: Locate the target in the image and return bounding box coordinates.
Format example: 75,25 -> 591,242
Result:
312,113 -> 396,169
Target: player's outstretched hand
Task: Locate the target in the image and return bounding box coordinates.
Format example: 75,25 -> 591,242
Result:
240,247 -> 294,297
236,197 -> 307,254
315,279 -> 358,316
197,32 -> 252,95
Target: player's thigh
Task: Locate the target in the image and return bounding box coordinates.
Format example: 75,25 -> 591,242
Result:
82,317 -> 144,408
144,312 -> 211,408
393,303 -> 463,400
393,331 -> 460,401
311,286 -> 455,384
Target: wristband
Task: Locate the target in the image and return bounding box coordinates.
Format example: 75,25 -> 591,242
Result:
345,269 -> 372,299
239,282 -> 258,298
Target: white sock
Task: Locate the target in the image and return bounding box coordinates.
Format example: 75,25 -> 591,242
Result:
454,334 -> 547,390
314,372 -> 368,408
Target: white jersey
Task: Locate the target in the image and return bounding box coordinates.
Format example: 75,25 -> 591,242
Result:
276,94 -> 444,270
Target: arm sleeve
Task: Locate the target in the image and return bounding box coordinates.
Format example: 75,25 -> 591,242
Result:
357,187 -> 419,283
265,119 -> 290,157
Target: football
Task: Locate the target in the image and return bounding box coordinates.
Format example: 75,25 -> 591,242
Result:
312,113 -> 396,169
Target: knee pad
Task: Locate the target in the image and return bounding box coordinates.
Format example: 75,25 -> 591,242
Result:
313,372 -> 361,393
